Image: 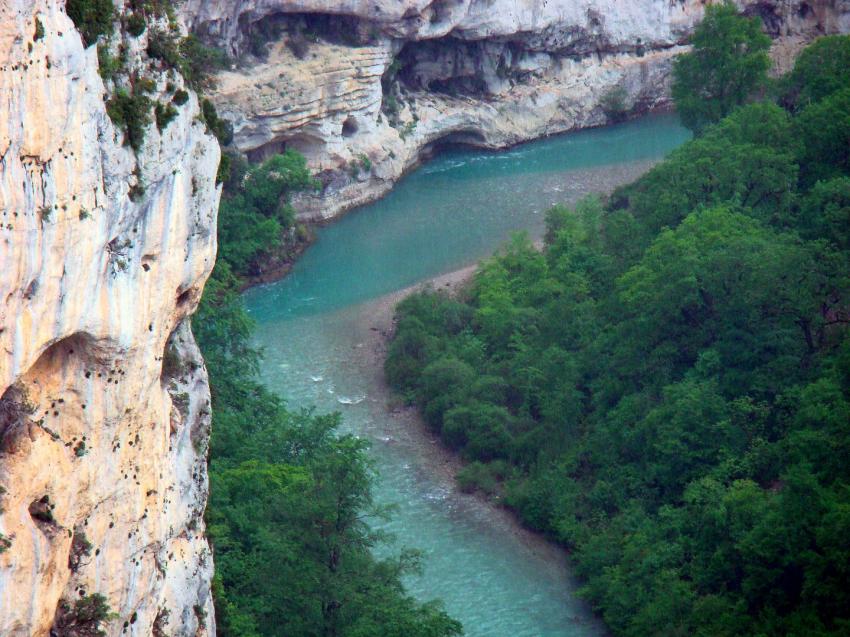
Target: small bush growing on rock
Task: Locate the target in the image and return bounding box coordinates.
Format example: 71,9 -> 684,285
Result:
357,153 -> 371,172
34,18 -> 45,42
148,29 -> 226,92
96,43 -> 124,81
66,0 -> 115,48
125,12 -> 145,37
201,99 -> 233,146
172,89 -> 189,106
216,151 -> 231,185
134,75 -> 156,94
53,593 -> 115,637
106,89 -> 152,151
68,531 -> 93,571
155,102 -> 178,131
398,121 -> 416,141
146,26 -> 180,65
178,34 -> 227,92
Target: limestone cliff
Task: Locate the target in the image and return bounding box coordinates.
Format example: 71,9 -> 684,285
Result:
193,0 -> 849,220
0,2 -> 220,636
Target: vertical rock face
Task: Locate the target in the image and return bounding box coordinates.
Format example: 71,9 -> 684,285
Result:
196,0 -> 849,221
0,2 -> 220,636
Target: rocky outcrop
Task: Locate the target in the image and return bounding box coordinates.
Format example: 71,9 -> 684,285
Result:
197,0 -> 850,220
0,2 -> 219,636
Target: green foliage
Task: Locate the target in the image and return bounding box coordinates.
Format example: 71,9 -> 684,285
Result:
96,43 -> 124,81
125,12 -> 145,37
172,89 -> 189,106
148,29 -> 227,92
34,18 -> 45,42
68,531 -> 93,572
106,89 -> 151,151
216,150 -> 316,276
53,593 -> 115,636
134,75 -> 156,94
154,101 -> 178,131
672,1 -> 770,133
781,35 -> 850,111
609,102 -> 798,244
195,143 -> 460,635
66,0 -> 115,47
201,98 -> 232,146
795,88 -> 850,186
456,460 -> 513,497
387,35 -> 850,637
179,35 -> 228,91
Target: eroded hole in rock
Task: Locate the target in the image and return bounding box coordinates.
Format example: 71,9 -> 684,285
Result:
160,337 -> 184,383
235,11 -> 381,59
744,2 -> 784,36
422,129 -> 489,159
294,12 -> 379,48
0,382 -> 35,448
29,494 -> 58,531
393,39 -> 503,98
2,333 -> 113,454
176,288 -> 193,307
342,116 -> 358,137
247,133 -> 326,164
39,333 -> 115,370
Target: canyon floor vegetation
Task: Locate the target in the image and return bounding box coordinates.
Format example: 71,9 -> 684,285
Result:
194,152 -> 462,637
386,19 -> 850,637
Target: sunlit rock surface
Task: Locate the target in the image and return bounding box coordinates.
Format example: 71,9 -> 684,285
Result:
0,2 -> 219,635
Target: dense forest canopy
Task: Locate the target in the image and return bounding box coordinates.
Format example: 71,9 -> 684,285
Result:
386,24 -> 850,637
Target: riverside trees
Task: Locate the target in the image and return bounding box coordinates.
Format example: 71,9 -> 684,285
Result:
195,156 -> 461,636
671,1 -> 771,133
386,32 -> 850,637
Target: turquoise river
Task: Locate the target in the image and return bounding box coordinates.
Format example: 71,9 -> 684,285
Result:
243,113 -> 690,636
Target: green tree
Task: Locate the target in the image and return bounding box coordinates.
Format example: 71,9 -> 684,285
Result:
217,150 -> 316,276
386,37 -> 850,635
781,35 -> 850,111
795,88 -> 850,186
672,1 -> 770,133
66,0 -> 114,47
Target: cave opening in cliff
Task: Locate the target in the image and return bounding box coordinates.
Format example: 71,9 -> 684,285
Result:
246,133 -> 326,164
391,38 -> 505,98
421,129 -> 490,159
342,116 -> 359,137
240,11 -> 382,60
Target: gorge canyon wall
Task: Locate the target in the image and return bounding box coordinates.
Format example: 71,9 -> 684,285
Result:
1,1 -> 850,636
192,0 -> 850,220
0,1 -> 219,635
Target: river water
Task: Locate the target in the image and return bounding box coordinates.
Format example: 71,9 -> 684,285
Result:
243,113 -> 690,636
